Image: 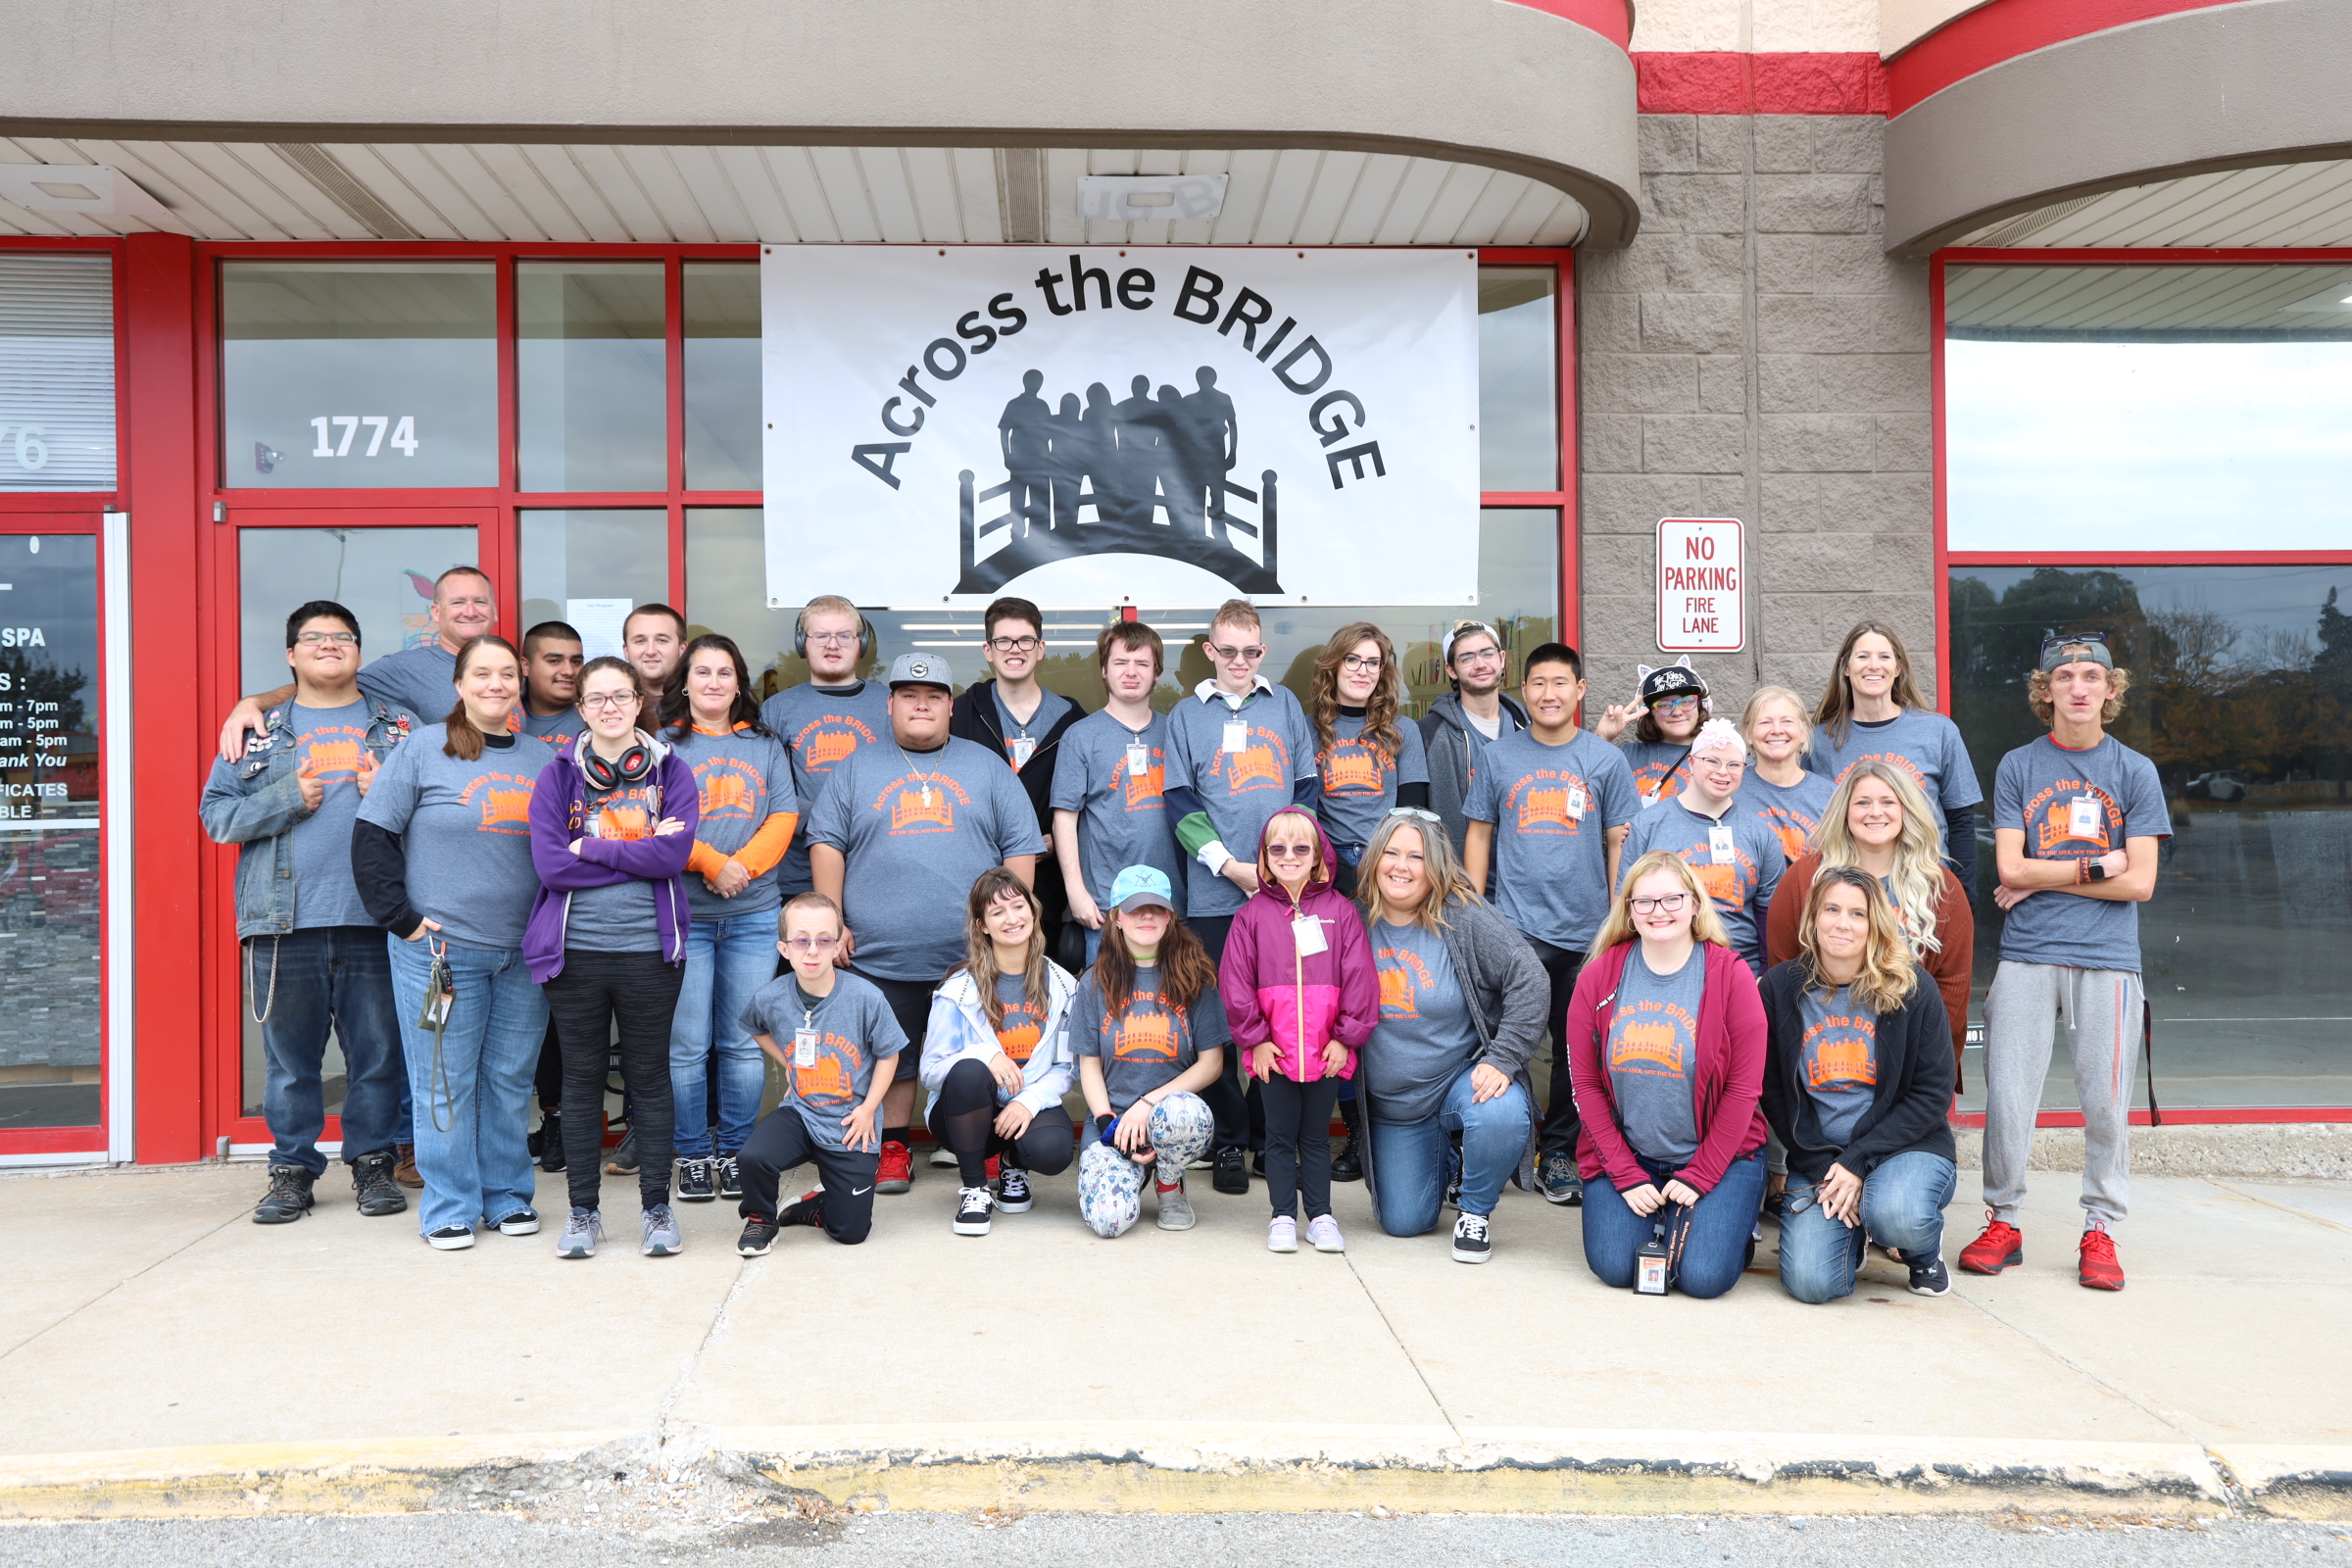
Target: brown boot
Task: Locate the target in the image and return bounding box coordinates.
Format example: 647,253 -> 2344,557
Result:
394,1142 -> 423,1189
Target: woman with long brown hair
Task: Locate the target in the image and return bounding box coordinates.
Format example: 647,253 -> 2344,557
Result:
1806,619 -> 1983,906
1308,621 -> 1431,898
919,867 -> 1079,1238
1760,866 -> 1958,1301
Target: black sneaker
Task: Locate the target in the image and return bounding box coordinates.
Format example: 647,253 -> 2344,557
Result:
995,1166 -> 1034,1213
1250,1149 -> 1266,1177
777,1189 -> 825,1230
715,1154 -> 743,1200
351,1152 -> 407,1217
1212,1147 -> 1249,1195
1539,1152 -> 1584,1206
1331,1134 -> 1363,1184
537,1106 -> 566,1173
675,1156 -> 716,1203
495,1207 -> 541,1236
1446,1170 -> 1463,1211
425,1223 -> 475,1250
605,1129 -> 639,1175
737,1215 -> 782,1256
953,1186 -> 994,1237
1451,1209 -> 1493,1264
253,1165 -> 314,1224
1907,1252 -> 1953,1298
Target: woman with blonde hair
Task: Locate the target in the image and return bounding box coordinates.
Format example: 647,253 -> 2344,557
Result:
1805,619 -> 1983,903
1766,759 -> 1972,1088
1738,685 -> 1833,864
1565,851 -> 1770,1298
1760,866 -> 1958,1301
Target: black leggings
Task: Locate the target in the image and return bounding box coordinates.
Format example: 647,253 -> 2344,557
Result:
548,949 -> 683,1214
1528,940 -> 1586,1157
533,1017 -> 564,1111
924,1057 -> 1077,1187
1260,1074 -> 1342,1219
737,1107 -> 876,1244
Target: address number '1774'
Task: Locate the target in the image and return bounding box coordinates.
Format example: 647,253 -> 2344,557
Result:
309,416 -> 418,458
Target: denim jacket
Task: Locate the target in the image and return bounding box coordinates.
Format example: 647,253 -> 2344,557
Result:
199,698 -> 416,939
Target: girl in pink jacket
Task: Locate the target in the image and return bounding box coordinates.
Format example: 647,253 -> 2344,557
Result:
1219,806 -> 1378,1254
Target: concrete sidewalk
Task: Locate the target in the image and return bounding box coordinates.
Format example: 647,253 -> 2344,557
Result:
2,1158 -> 2347,1520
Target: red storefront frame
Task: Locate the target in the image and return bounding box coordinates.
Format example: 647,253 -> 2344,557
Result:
177,242 -> 1582,1159
1931,244 -> 2352,1126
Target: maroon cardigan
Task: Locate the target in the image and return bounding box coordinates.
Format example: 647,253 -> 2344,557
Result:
1566,940 -> 1770,1196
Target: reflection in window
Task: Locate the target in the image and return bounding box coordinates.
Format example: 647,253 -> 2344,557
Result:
221,262 -> 496,489
0,254 -> 115,492
520,510 -> 669,662
1479,267 -> 1557,493
517,263 -> 666,493
236,526 -> 479,694
685,264 -> 760,491
1949,563 -> 2352,1109
1945,263 -> 2352,551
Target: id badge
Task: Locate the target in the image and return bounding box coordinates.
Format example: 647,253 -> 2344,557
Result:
1222,720 -> 1249,755
1126,742 -> 1152,776
1008,736 -> 1037,769
794,1029 -> 819,1068
1565,784 -> 1589,821
1707,823 -> 1737,864
1635,1230 -> 1671,1296
2069,794 -> 2102,840
1292,913 -> 1329,956
416,958 -> 455,1030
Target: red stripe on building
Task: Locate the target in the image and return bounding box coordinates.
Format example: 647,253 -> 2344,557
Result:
1888,0 -> 2251,117
1635,52 -> 1889,115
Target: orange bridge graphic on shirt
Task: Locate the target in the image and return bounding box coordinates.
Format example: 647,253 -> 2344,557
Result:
1108,1000 -> 1182,1062
1377,947 -> 1434,1017
300,729 -> 368,781
1607,1000 -> 1694,1075
868,772 -> 974,835
1319,740 -> 1393,798
458,773 -> 535,835
791,1036 -> 864,1105
997,1003 -> 1044,1063
2022,780 -> 2118,855
1213,741 -> 1287,795
1508,769 -> 1592,835
1801,1013 -> 1878,1091
795,714 -> 880,773
1658,837 -> 1759,907
1118,754 -> 1166,809
696,763 -> 761,822
1759,807 -> 1817,862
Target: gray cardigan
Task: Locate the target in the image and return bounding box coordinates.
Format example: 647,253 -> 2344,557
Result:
1356,892 -> 1547,1211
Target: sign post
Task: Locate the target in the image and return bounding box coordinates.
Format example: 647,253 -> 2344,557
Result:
1655,516 -> 1745,655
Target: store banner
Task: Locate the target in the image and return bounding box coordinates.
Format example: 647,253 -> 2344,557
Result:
761,247 -> 1478,610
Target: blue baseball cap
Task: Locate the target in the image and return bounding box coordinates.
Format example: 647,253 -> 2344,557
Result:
1107,864 -> 1175,913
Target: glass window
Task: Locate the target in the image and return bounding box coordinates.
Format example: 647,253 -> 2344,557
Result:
0,253 -> 115,493
236,525 -> 480,694
0,531 -> 102,1130
1479,267 -> 1558,493
220,262 -> 496,490
684,263 -> 760,491
1949,562 -> 2352,1109
517,262 -> 666,493
1945,263 -> 2352,552
520,509 -> 669,661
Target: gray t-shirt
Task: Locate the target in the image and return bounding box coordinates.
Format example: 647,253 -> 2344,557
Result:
1069,961 -> 1233,1114
1049,708 -> 1185,911
356,642 -> 459,728
354,725 -> 541,951
516,705 -> 584,751
759,679 -> 894,897
991,684 -> 1074,772
739,971 -> 907,1151
1992,733 -> 2169,972
1619,737 -> 1695,808
671,724 -> 798,919
1461,728 -> 1639,952
1622,797 -> 1785,977
560,772 -> 666,954
805,733 -> 1046,983
1603,945 -> 1704,1166
1160,682 -> 1317,920
1316,711 -> 1431,851
1365,916 -> 1477,1124
1797,980 -> 1880,1151
1740,768 -> 1836,864
284,699 -> 379,929
1805,708 -> 1984,814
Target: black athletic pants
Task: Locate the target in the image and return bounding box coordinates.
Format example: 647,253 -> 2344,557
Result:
737,1107 -> 877,1245
1260,1074 -> 1341,1219
548,949 -> 682,1214
1526,939 -> 1587,1158
1189,914 -> 1263,1155
923,1056 -> 1077,1188
533,1017 -> 564,1111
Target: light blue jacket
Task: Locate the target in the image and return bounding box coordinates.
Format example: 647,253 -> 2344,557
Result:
199,697 -> 415,939
919,961 -> 1078,1115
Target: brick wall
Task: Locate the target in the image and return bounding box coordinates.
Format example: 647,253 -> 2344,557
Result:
1575,113 -> 1935,722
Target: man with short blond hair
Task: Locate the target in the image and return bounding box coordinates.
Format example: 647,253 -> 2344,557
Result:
760,596 -> 892,899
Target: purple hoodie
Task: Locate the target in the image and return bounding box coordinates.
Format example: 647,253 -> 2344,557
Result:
523,732 -> 699,982
1217,806 -> 1378,1083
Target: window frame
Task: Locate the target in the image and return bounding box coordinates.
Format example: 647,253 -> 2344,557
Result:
0,236 -> 128,514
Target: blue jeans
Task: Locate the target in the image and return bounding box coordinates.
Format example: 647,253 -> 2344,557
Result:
386,934 -> 548,1238
668,911 -> 777,1158
1582,1149 -> 1766,1299
1367,1068 -> 1532,1237
252,926 -> 405,1174
1778,1150 -> 1956,1304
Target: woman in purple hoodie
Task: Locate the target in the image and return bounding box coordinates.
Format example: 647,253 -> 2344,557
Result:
1218,807 -> 1378,1254
527,656 -> 700,1262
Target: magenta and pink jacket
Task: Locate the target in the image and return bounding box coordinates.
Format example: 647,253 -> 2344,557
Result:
1217,807 -> 1378,1083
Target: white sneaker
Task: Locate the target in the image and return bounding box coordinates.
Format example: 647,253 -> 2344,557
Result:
930,1147 -> 959,1168
953,1185 -> 993,1237
1306,1215 -> 1345,1253
1267,1214 -> 1298,1252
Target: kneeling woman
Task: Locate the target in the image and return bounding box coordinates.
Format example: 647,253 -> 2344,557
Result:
921,868 -> 1080,1238
1072,865 -> 1231,1238
1567,851 -> 1769,1298
1761,867 -> 1957,1301
1354,809 -> 1544,1265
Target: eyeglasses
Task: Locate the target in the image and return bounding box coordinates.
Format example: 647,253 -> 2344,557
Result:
1451,646 -> 1505,666
293,631 -> 359,647
578,692 -> 639,710
1266,843 -> 1317,859
1208,642 -> 1266,662
1652,697 -> 1699,715
986,635 -> 1043,654
1629,893 -> 1690,914
1694,756 -> 1745,771
784,934 -> 841,954
1340,654 -> 1383,673
806,630 -> 860,646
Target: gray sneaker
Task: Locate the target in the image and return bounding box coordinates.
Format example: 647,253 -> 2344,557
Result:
556,1207 -> 604,1259
641,1203 -> 683,1256
1154,1176 -> 1196,1231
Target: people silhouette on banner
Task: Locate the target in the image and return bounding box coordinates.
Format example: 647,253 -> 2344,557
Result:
1000,367 -> 1241,538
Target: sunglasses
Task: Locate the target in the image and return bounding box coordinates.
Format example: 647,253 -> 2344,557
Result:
1266,843 -> 1318,858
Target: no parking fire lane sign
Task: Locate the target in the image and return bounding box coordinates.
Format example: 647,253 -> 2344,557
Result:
1656,516 -> 1745,655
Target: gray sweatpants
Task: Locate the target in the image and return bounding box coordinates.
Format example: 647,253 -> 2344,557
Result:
1982,961 -> 2143,1228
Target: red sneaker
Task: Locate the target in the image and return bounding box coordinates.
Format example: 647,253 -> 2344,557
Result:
1958,1215 -> 2024,1275
2078,1227 -> 2126,1291
985,1153 -> 1002,1183
876,1140 -> 913,1194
